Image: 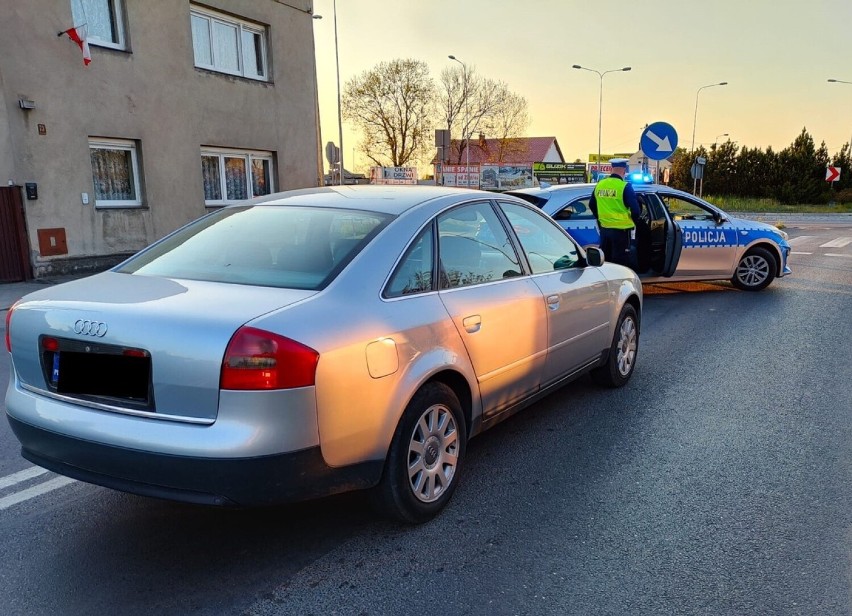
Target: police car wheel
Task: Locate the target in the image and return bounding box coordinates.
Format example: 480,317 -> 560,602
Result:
732,247 -> 776,291
590,304 -> 639,388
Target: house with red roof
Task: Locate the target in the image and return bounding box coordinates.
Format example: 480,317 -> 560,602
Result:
438,135 -> 565,166
433,135 -> 569,190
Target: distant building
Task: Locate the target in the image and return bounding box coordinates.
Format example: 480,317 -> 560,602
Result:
433,136 -> 566,191
436,135 -> 565,167
0,0 -> 322,280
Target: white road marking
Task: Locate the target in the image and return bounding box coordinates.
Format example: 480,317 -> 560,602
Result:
0,477 -> 76,510
787,236 -> 814,245
825,253 -> 852,259
0,466 -> 48,490
820,237 -> 852,248
791,251 -> 812,255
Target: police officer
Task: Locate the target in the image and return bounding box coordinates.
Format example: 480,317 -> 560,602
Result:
589,158 -> 640,267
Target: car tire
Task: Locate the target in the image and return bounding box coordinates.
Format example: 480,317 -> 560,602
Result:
590,303 -> 639,388
731,246 -> 776,291
371,382 -> 467,523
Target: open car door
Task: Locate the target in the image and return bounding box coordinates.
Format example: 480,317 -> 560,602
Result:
643,192 -> 682,277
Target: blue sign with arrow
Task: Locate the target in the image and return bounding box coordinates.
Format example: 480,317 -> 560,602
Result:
640,122 -> 678,161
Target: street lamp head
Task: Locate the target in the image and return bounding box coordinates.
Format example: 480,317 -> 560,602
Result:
448,55 -> 456,60
622,67 -> 632,71
312,14 -> 322,19
719,81 -> 728,86
828,79 -> 838,82
572,65 -> 582,69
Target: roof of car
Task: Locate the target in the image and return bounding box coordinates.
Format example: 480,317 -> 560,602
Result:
241,185 -> 496,216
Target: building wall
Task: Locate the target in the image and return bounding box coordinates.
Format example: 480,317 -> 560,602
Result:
0,0 -> 320,277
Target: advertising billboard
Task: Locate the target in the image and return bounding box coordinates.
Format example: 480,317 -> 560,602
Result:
439,164 -> 480,188
533,162 -> 587,185
370,166 -> 417,185
480,165 -> 533,191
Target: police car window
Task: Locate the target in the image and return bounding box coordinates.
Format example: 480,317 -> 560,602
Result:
498,201 -> 581,274
660,195 -> 715,221
554,198 -> 594,221
385,225 -> 434,298
437,202 -> 522,289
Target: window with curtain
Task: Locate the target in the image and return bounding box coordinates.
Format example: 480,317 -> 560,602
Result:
190,5 -> 269,81
89,139 -> 142,207
70,0 -> 126,49
201,149 -> 274,206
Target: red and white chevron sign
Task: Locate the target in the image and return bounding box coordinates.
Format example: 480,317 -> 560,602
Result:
826,166 -> 841,182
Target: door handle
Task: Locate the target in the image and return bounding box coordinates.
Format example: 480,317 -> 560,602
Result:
462,315 -> 481,333
546,294 -> 560,310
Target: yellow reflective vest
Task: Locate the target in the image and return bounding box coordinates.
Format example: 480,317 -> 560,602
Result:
594,177 -> 634,230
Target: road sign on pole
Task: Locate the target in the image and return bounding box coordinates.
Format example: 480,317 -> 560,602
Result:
325,142 -> 340,165
826,166 -> 841,182
640,122 -> 679,161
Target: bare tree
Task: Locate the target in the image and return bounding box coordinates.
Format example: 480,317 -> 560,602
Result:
482,90 -> 530,162
439,65 -> 530,164
342,59 -> 436,168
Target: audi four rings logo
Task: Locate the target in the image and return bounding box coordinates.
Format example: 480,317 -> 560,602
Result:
74,319 -> 108,337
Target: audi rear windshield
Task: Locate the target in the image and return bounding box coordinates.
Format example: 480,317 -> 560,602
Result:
116,205 -> 392,290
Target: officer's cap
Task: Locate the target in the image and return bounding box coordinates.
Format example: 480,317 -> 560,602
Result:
609,158 -> 629,168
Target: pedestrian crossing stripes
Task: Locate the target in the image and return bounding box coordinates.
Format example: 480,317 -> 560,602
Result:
787,236 -> 814,245
819,237 -> 852,248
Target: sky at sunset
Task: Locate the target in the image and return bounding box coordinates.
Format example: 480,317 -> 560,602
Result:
311,0 -> 852,175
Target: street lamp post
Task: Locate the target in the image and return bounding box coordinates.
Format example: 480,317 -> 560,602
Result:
828,79 -> 852,153
313,1 -> 344,186
448,55 -> 471,184
572,64 -> 631,179
691,82 -> 728,152
714,133 -> 729,148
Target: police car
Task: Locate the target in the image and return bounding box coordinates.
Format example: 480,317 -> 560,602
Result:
507,183 -> 791,291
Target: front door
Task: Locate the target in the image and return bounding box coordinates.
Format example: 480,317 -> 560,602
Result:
657,192 -> 737,277
498,201 -> 611,387
0,186 -> 31,283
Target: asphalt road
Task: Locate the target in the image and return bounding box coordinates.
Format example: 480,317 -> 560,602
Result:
0,223 -> 850,615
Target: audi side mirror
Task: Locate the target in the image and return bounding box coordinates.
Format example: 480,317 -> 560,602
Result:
586,246 -> 605,267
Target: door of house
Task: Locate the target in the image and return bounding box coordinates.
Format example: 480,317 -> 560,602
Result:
0,186 -> 32,282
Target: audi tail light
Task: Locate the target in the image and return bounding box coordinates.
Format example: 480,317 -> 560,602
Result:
221,327 -> 319,390
5,302 -> 18,353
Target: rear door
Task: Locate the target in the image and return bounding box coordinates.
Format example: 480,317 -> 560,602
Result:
497,200 -> 611,387
436,201 -> 548,418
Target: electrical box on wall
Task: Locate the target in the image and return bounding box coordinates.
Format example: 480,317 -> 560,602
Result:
37,228 -> 68,257
25,183 -> 38,200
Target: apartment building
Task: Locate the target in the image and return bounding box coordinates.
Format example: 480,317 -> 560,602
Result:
0,0 -> 322,280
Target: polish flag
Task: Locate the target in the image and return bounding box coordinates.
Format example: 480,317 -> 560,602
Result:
60,25 -> 91,66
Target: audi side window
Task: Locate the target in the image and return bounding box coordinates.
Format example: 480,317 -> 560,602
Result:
499,202 -> 581,274
438,202 -> 521,289
385,226 -> 434,298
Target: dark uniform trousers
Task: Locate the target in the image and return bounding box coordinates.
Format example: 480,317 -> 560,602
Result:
599,227 -> 632,267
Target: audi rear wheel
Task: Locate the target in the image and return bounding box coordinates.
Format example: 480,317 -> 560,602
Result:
371,382 -> 466,524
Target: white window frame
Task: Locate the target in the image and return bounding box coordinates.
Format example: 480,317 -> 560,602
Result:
190,5 -> 269,81
70,0 -> 127,50
89,138 -> 143,208
201,148 -> 275,206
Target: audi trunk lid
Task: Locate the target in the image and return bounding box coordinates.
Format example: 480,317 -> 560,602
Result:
7,272 -> 316,421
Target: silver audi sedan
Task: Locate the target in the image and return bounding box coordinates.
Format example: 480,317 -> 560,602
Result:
5,185 -> 642,522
